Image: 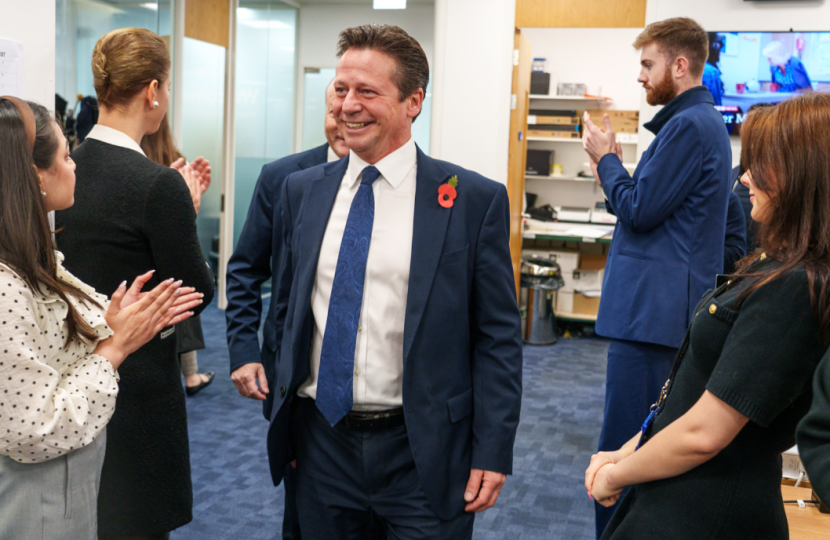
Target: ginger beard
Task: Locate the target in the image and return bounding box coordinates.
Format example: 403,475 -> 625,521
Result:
645,68 -> 679,106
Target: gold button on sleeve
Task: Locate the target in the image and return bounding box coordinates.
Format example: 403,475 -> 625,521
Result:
709,304 -> 717,314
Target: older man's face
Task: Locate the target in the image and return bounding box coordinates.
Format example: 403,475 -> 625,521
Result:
324,84 -> 349,158
332,48 -> 422,164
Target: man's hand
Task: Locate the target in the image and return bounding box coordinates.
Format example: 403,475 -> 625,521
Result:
582,112 -> 619,164
464,469 -> 506,513
589,463 -> 623,507
231,362 -> 269,400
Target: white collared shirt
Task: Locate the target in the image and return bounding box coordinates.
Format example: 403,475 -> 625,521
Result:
85,124 -> 146,156
298,137 -> 417,410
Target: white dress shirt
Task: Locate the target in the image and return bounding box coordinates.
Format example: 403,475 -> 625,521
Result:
0,253 -> 117,463
298,137 -> 417,410
327,145 -> 340,163
85,124 -> 146,156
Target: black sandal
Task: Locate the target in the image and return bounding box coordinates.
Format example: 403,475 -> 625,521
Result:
186,371 -> 215,397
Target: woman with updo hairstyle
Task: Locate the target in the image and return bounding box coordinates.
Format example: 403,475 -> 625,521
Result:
55,27 -> 215,540
0,97 -> 199,538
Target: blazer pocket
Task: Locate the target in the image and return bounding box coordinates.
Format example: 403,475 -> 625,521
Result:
447,388 -> 473,423
619,249 -> 654,261
439,245 -> 469,267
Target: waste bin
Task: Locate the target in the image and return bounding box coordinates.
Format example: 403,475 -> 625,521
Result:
520,258 -> 565,345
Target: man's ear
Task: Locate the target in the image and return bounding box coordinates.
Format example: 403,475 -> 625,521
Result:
407,88 -> 425,119
674,56 -> 689,80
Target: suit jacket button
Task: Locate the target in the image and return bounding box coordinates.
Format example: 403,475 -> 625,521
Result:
280,386 -> 286,398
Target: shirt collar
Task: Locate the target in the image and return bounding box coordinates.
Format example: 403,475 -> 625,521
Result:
346,137 -> 416,190
643,86 -> 714,135
327,145 -> 341,163
86,124 -> 147,156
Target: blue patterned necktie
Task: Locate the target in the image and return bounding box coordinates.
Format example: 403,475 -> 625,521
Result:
316,165 -> 381,426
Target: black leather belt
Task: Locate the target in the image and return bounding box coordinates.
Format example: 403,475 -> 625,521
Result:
341,408 -> 405,431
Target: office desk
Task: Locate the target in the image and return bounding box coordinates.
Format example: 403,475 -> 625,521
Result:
783,485 -> 830,539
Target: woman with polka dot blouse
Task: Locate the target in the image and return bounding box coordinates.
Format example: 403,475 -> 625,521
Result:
0,98 -> 203,539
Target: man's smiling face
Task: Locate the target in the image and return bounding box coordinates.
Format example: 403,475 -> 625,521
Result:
332,48 -> 421,164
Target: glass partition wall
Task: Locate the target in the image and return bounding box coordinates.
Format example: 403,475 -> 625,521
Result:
233,2 -> 298,249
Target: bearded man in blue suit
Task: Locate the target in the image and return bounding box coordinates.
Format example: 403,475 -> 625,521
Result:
266,24 -> 523,540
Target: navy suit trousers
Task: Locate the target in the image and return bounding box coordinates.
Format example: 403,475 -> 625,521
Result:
292,399 -> 475,540
594,339 -> 677,538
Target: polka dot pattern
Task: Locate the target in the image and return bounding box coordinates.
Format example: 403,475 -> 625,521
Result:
0,252 -> 118,463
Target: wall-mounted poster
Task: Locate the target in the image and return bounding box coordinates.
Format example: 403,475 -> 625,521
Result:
0,38 -> 24,97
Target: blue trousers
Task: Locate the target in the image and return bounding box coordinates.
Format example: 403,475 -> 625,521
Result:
594,339 -> 677,539
283,465 -> 302,539
292,398 -> 475,540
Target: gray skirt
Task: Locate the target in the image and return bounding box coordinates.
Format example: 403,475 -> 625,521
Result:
0,428 -> 107,540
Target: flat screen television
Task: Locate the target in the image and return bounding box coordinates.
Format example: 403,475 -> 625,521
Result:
703,31 -> 830,135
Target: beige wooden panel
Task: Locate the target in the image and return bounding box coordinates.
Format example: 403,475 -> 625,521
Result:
516,0 -> 646,28
508,29 -> 532,299
185,0 -> 230,48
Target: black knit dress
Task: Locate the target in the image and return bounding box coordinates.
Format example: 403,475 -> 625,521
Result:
56,139 -> 215,535
602,258 -> 828,539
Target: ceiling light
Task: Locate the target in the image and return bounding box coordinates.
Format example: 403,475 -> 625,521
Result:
141,2 -> 158,10
374,0 -> 406,9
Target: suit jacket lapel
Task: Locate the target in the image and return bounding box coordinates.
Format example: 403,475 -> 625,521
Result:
403,147 -> 453,362
291,156 -> 349,347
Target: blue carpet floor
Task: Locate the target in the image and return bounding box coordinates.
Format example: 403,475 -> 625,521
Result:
171,300 -> 609,540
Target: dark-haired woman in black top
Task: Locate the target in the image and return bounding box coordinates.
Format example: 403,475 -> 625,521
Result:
585,92 -> 830,539
55,28 -> 214,539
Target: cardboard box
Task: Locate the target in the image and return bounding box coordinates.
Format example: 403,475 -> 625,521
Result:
528,129 -> 581,139
528,114 -> 580,126
573,293 -> 601,316
572,269 -> 603,292
585,109 -> 640,134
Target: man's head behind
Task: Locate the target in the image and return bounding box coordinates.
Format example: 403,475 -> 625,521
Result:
324,80 -> 349,158
633,18 -> 708,106
333,24 -> 428,164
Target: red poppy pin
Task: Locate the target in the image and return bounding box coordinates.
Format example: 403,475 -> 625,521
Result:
438,176 -> 458,208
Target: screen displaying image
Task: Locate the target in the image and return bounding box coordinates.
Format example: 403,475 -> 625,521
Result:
703,31 -> 830,135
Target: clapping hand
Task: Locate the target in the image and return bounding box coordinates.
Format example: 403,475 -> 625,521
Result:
171,156 -> 211,214
583,113 -> 623,187
120,270 -> 204,321
95,278 -> 199,369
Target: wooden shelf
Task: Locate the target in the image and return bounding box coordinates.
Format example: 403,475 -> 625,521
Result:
523,231 -> 613,244
525,175 -> 594,182
526,136 -> 637,145
555,311 -> 598,322
529,95 -> 609,101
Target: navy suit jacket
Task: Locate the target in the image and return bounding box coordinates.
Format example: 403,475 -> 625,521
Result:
226,143 -> 330,420
267,146 -> 523,520
724,191 -> 747,274
596,87 -> 731,348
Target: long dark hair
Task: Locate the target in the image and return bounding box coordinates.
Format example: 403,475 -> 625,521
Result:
733,93 -> 830,334
141,113 -> 183,167
0,99 -> 101,347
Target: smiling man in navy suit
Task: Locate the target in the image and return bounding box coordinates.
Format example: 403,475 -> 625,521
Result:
266,24 -> 523,539
226,82 -> 349,540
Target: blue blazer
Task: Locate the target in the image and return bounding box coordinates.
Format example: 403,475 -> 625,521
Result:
226,143 -> 330,420
267,146 -> 523,520
724,191 -> 747,274
596,87 -> 731,349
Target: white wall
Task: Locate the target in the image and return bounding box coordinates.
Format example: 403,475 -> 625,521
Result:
294,4 -> 435,152
430,0 -> 516,185
640,0 -> 830,164
0,0 -> 55,106
297,4 -> 434,70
